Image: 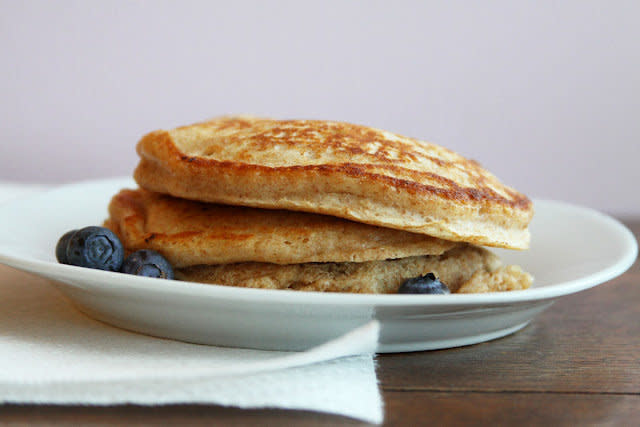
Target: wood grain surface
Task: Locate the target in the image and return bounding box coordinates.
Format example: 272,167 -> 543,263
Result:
2,220 -> 638,426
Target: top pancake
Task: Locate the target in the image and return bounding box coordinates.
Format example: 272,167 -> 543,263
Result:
134,116 -> 533,249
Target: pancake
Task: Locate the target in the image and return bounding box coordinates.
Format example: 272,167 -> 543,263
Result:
105,188 -> 459,268
176,245 -> 533,294
134,116 -> 533,250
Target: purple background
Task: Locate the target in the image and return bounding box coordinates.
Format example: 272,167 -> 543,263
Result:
1,1 -> 638,214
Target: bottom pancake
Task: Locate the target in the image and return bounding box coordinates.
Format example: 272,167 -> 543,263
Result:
175,245 -> 532,294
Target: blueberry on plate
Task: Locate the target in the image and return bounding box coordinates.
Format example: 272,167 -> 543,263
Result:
398,272 -> 450,294
65,226 -> 124,271
55,229 -> 77,264
121,250 -> 174,279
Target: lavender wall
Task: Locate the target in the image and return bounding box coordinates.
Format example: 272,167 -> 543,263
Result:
1,1 -> 638,215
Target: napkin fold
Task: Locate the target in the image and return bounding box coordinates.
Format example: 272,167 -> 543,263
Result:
0,184 -> 383,424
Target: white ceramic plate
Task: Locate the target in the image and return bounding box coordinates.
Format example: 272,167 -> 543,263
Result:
0,178 -> 636,352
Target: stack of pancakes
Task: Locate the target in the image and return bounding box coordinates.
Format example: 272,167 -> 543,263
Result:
105,116 -> 534,293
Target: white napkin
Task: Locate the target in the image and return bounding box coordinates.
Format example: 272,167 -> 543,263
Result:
0,184 -> 384,424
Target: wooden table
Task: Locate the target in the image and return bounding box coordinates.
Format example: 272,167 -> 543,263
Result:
2,221 -> 638,426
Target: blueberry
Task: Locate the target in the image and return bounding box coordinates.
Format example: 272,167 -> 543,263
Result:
398,273 -> 450,294
55,229 -> 77,264
65,226 -> 124,271
121,250 -> 174,279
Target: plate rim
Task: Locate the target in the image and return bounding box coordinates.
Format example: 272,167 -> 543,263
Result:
0,177 -> 636,307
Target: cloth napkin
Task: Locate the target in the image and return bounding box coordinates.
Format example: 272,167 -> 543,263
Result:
0,183 -> 384,424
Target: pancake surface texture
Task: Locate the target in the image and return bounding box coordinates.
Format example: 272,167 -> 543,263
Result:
106,188 -> 458,268
134,116 -> 533,249
176,245 -> 533,294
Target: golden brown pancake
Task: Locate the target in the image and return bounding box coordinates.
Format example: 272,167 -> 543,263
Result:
133,116 -> 533,249
105,188 -> 459,268
176,245 -> 532,294
105,189 -> 532,294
